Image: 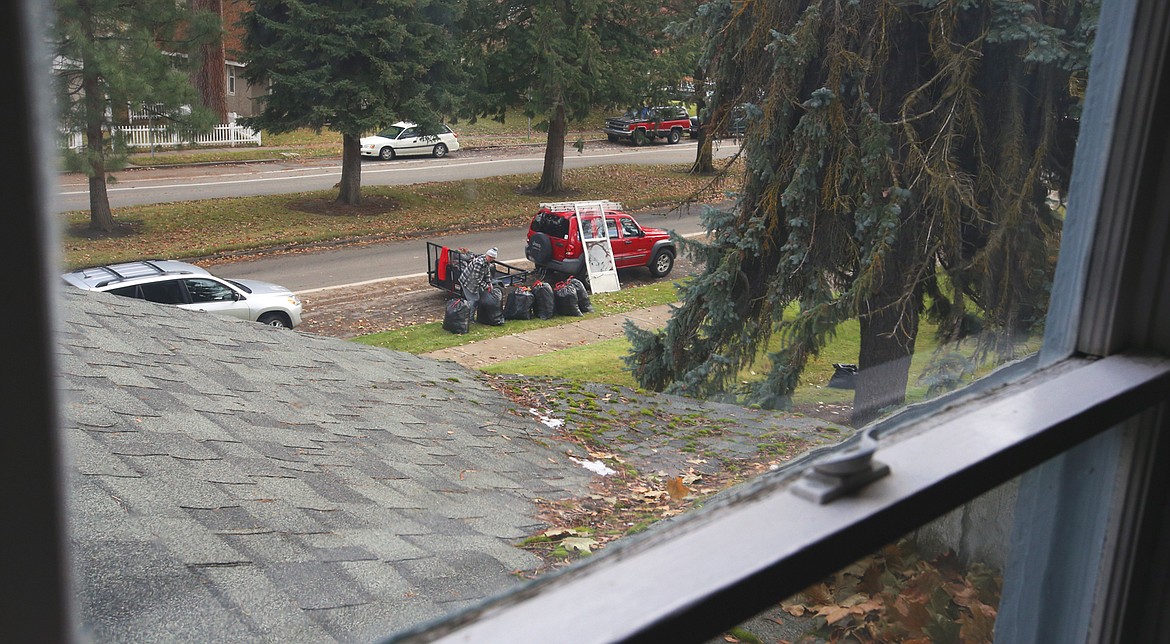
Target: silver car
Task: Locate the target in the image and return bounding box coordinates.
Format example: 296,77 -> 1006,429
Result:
62,260 -> 303,328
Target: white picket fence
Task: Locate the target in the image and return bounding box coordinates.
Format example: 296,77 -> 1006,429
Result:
63,123 -> 262,150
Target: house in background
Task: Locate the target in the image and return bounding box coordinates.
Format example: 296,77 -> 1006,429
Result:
126,0 -> 262,123
221,0 -> 263,120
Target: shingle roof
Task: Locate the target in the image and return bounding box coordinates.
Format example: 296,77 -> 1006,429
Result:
57,289 -> 593,642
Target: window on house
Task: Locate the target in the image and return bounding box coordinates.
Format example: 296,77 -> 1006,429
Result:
227,65 -> 236,96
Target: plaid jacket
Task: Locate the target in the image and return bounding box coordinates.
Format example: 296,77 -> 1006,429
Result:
459,254 -> 492,295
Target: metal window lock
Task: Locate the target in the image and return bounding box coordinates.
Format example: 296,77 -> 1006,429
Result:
792,429 -> 890,504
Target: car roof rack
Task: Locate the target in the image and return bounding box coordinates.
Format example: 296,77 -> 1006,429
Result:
75,260 -> 195,288
539,200 -> 623,213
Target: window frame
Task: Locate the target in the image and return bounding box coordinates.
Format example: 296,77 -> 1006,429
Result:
6,0 -> 1170,642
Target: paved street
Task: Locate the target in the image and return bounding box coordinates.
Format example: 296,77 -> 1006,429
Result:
54,139 -> 741,211
209,201 -> 714,294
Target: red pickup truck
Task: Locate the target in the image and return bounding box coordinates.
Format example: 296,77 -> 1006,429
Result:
603,106 -> 692,146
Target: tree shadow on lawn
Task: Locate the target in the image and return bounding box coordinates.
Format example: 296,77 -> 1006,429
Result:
287,194 -> 401,217
65,219 -> 143,240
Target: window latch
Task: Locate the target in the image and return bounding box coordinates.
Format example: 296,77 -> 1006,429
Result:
792,427 -> 889,504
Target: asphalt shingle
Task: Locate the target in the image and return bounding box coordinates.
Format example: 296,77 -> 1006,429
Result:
59,289 -> 594,642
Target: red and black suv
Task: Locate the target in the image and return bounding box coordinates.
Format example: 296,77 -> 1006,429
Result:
603,106 -> 692,145
525,201 -> 677,281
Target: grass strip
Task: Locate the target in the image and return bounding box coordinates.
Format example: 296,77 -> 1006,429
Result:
354,281 -> 680,354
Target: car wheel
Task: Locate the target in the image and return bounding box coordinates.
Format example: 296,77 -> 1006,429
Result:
379,146 -> 395,160
668,128 -> 682,144
258,312 -> 291,328
432,143 -> 448,158
607,134 -> 618,143
649,249 -> 674,278
526,232 -> 553,265
632,129 -> 647,146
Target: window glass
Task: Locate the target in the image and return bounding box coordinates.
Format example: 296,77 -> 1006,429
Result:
578,215 -> 604,239
531,212 -> 570,238
136,280 -> 185,305
45,0 -> 1121,640
107,285 -> 142,299
718,484 -> 1011,644
183,278 -> 236,303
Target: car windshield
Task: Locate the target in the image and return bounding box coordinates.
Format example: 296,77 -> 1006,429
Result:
226,279 -> 252,294
376,125 -> 405,138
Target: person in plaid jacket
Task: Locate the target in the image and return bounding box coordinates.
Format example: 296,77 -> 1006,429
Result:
459,247 -> 497,321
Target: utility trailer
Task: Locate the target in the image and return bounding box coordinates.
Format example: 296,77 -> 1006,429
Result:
426,241 -> 533,297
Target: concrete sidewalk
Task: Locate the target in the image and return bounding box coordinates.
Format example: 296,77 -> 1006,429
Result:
421,304 -> 673,368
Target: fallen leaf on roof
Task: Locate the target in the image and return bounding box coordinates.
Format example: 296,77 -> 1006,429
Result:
562,536 -> 598,554
667,476 -> 690,501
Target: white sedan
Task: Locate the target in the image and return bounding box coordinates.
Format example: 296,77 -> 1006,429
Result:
360,122 -> 461,160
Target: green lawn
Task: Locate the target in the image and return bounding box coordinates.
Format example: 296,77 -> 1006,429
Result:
477,305 -> 1040,411
355,282 -> 681,353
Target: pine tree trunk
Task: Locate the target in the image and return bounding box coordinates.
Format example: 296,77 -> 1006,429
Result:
535,101 -> 567,194
691,66 -> 714,174
337,134 -> 362,205
83,60 -> 114,232
692,130 -> 714,174
853,285 -> 919,427
190,0 -> 227,122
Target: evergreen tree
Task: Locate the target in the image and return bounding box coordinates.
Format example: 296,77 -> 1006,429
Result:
661,0 -> 718,175
191,0 -> 228,122
626,0 -> 1096,426
460,0 -> 660,194
53,0 -> 220,232
240,0 -> 462,205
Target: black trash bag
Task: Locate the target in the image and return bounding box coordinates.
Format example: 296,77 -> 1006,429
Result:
554,282 -> 583,317
443,298 -> 470,335
569,277 -> 593,313
533,282 -> 556,320
504,288 -> 534,320
828,363 -> 857,389
477,287 -> 506,326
